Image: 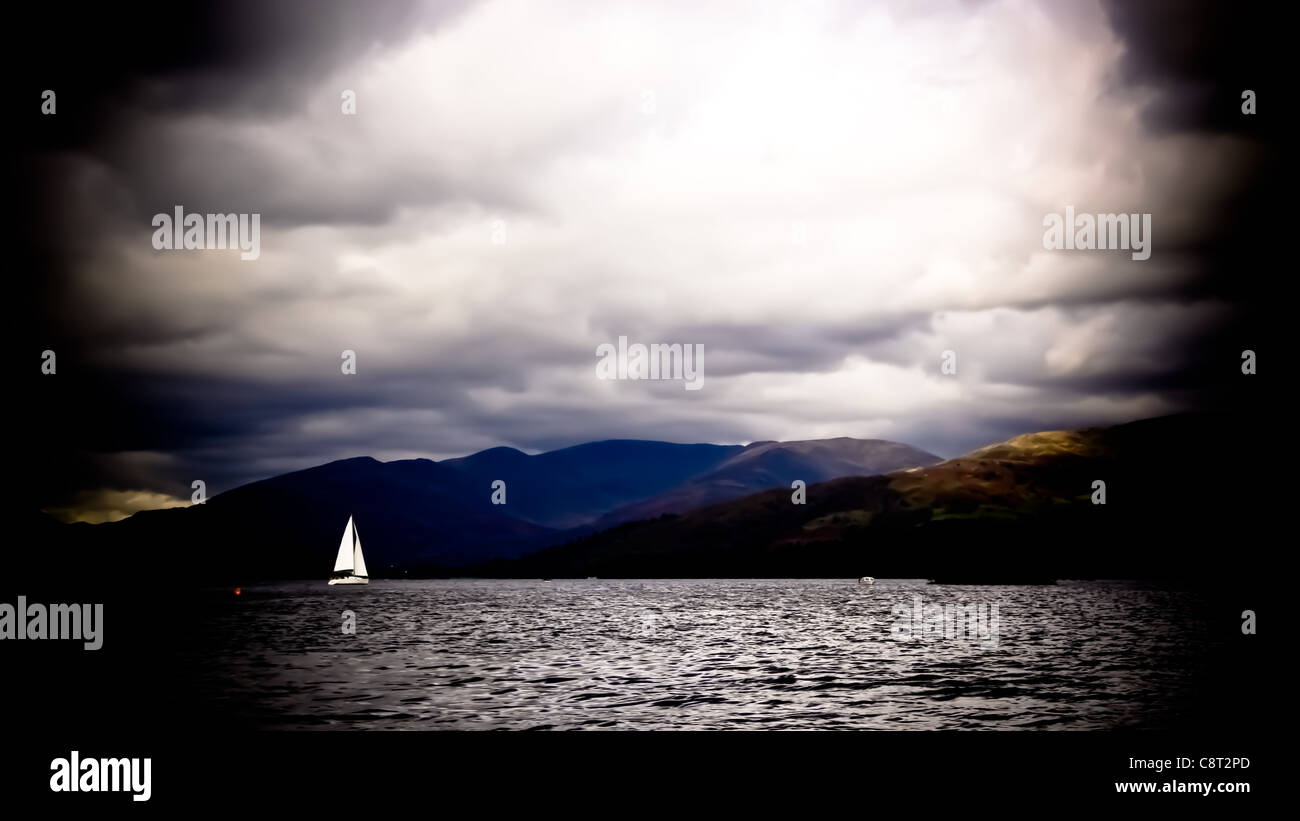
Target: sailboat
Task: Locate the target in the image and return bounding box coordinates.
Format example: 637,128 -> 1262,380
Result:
328,515 -> 370,585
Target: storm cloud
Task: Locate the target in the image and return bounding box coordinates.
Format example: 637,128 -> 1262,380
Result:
13,0 -> 1278,519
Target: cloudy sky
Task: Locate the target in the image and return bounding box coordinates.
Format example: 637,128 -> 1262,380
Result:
14,0 -> 1278,521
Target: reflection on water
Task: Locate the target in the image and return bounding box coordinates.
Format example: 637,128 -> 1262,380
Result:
190,579 -> 1218,730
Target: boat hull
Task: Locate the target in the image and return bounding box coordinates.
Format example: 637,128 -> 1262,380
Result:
328,576 -> 369,585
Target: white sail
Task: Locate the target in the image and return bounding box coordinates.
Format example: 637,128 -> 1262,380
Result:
333,516 -> 355,573
352,520 -> 369,578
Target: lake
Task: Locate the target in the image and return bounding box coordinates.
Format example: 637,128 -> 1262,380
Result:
189,578 -> 1222,730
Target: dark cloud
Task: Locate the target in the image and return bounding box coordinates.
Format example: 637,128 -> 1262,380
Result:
1097,0 -> 1282,406
1100,0 -> 1283,137
10,0 -> 1282,519
12,1 -> 463,137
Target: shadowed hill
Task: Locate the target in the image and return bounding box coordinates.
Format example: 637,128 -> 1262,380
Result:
54,455 -> 559,582
595,438 -> 941,526
442,440 -> 744,528
486,414 -> 1257,580
32,435 -> 941,582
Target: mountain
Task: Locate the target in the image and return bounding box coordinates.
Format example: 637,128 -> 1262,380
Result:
486,414 -> 1259,581
595,438 -> 941,526
42,435 -> 937,582
60,455 -> 559,581
442,440 -> 744,528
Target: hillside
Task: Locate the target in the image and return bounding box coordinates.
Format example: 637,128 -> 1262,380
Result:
37,435 -> 939,582
595,438 -> 940,526
487,414 -> 1253,580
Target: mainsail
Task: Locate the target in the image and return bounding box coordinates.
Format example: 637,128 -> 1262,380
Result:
333,516 -> 355,573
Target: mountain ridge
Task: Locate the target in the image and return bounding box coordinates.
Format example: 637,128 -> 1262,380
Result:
45,434 -> 940,581
483,413 -> 1256,581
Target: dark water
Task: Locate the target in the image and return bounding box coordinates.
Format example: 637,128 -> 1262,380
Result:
190,579 -> 1222,730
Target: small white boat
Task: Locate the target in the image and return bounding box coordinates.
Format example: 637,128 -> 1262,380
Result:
328,515 -> 370,585
857,576 -> 875,585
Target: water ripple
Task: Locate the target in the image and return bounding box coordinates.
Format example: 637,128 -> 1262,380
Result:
188,578 -> 1218,730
